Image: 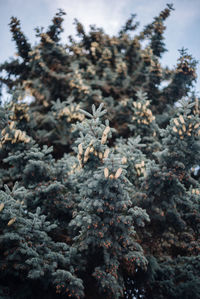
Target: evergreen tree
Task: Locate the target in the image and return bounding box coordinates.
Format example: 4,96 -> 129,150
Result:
0,3 -> 199,299
69,104 -> 149,298
135,99 -> 200,298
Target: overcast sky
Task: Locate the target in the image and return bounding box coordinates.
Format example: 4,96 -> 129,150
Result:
0,0 -> 200,93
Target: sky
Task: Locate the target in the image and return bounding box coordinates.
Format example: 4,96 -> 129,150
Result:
0,0 -> 200,95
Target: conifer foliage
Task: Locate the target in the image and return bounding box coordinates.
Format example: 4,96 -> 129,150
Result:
0,4 -> 200,299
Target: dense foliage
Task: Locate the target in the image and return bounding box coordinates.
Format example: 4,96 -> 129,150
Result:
0,4 -> 200,299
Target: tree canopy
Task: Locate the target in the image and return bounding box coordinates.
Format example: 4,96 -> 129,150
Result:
0,4 -> 200,299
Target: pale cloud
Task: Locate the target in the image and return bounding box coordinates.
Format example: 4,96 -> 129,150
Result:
46,0 -> 133,36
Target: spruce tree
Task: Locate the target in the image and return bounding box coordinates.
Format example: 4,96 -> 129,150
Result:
69,104 -> 149,298
0,3 -> 200,299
